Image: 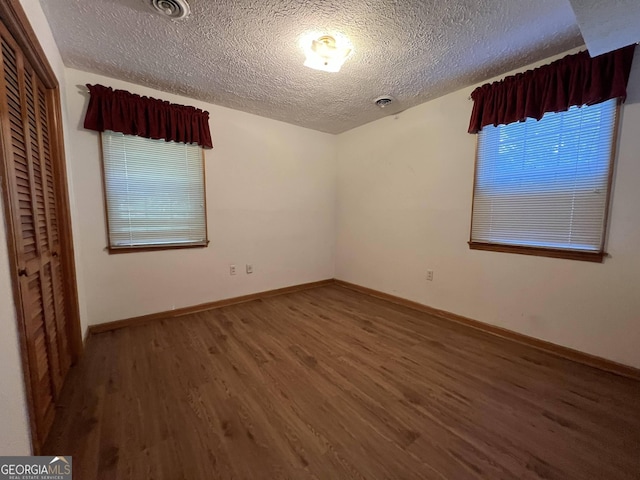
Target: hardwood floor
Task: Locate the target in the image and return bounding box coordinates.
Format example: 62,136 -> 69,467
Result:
44,285 -> 640,479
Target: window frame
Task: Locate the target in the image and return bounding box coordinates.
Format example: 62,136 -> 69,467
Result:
98,132 -> 209,254
468,100 -> 622,263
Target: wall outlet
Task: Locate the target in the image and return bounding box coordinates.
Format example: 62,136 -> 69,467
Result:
246,264 -> 253,274
427,270 -> 434,281
230,264 -> 237,275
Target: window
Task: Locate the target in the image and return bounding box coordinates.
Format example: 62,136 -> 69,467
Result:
470,99 -> 618,262
101,130 -> 207,251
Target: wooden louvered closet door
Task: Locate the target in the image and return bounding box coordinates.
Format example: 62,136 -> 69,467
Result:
0,21 -> 72,444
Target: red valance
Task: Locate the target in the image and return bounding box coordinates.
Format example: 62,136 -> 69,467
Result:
83,84 -> 213,149
468,45 -> 636,134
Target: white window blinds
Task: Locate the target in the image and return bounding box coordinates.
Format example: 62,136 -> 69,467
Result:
471,99 -> 617,252
101,130 -> 207,248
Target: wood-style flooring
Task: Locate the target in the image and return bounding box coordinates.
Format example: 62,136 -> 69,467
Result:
44,285 -> 640,479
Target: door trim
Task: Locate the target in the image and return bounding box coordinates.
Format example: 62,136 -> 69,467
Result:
0,0 -> 83,454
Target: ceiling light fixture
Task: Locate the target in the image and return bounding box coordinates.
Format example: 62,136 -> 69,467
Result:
302,34 -> 352,73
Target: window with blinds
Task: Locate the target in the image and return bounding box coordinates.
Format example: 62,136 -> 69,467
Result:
470,99 -> 618,260
101,130 -> 207,249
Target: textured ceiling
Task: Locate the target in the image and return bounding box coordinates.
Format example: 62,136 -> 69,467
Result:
39,0 -> 583,134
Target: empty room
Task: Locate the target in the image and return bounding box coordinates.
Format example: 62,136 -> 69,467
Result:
1,0 -> 639,478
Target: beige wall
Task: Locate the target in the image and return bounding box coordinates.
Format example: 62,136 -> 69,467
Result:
336,49 -> 640,369
64,69 -> 337,325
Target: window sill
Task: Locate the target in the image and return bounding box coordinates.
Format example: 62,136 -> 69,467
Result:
468,242 -> 605,263
107,241 -> 209,254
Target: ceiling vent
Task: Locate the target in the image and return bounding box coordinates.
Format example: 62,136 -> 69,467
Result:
149,0 -> 190,20
374,96 -> 395,109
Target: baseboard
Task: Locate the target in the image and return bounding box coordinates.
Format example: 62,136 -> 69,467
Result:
334,279 -> 640,381
88,279 -> 335,335
87,276 -> 640,381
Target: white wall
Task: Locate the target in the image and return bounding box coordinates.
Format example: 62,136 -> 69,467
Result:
64,69 -> 337,325
336,48 -> 640,369
0,198 -> 31,454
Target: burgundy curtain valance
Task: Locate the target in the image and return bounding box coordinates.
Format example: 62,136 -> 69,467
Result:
83,84 -> 213,149
468,45 -> 636,134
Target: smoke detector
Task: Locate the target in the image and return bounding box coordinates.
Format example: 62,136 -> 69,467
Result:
149,0 -> 191,20
374,96 -> 395,108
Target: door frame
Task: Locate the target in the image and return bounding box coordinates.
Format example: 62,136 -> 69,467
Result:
0,0 -> 83,454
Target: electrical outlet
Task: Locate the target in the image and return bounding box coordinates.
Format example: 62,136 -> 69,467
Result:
427,270 -> 434,281
230,264 -> 236,275
246,264 -> 253,274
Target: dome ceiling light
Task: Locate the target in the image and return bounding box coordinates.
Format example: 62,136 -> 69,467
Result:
302,34 -> 352,73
